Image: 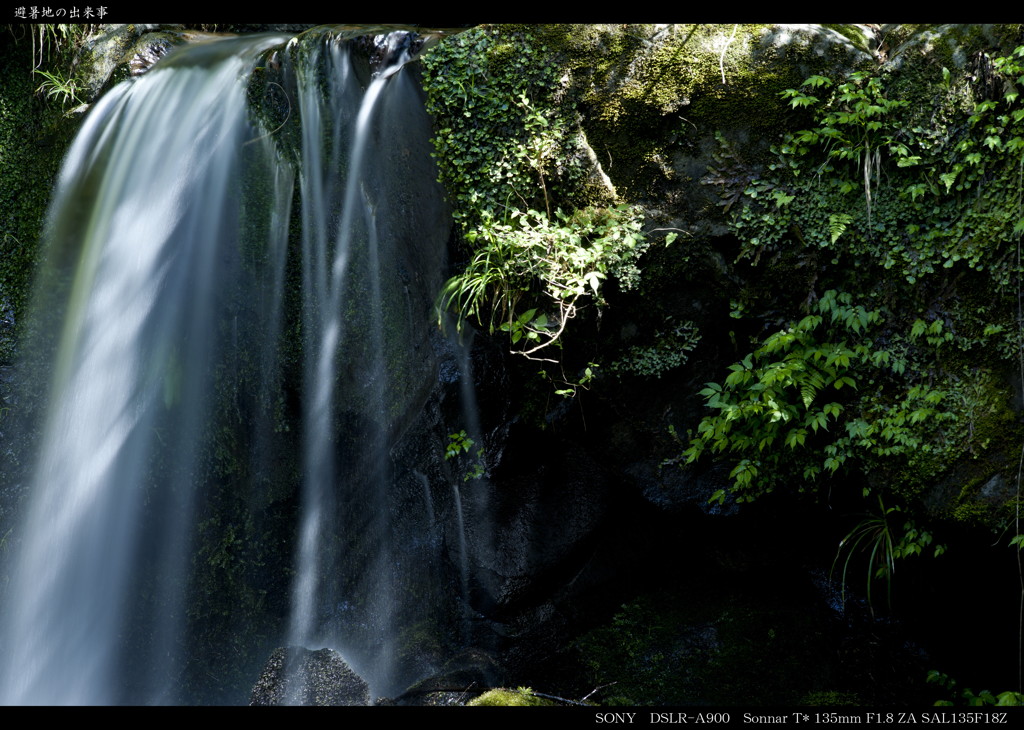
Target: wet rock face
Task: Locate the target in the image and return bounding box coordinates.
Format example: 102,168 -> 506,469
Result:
128,35 -> 177,76
250,647 -> 371,706
386,647 -> 505,705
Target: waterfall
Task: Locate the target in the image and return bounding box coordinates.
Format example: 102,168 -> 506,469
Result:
287,31 -> 409,696
0,27 -> 455,705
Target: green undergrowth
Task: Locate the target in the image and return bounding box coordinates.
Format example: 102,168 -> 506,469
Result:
683,289 -> 999,509
677,35 -> 1024,633
421,24 -> 884,399
686,39 -> 1024,531
928,670 -> 1024,706
573,577 -> 924,706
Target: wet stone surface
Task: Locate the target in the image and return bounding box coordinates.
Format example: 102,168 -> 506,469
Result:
250,647 -> 371,706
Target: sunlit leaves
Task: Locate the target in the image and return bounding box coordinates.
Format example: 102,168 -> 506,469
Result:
439,204 -> 651,364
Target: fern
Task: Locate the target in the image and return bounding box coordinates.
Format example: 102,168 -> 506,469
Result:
828,212 -> 853,244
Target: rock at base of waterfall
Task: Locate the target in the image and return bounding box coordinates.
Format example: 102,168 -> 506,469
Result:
250,647 -> 371,706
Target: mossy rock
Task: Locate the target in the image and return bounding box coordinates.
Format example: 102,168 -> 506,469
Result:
467,688 -> 557,706
464,24 -> 878,235
0,32 -> 86,364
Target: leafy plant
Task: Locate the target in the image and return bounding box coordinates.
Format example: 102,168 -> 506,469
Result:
424,27 -> 663,392
609,317 -> 701,379
445,429 -> 474,460
684,290 -> 955,504
22,24 -> 94,111
779,71 -> 910,226
734,48 -> 1024,294
695,50 -> 1024,524
437,204 -> 650,363
927,670 -> 1024,706
444,429 -> 484,481
832,495 -> 943,614
420,27 -> 570,233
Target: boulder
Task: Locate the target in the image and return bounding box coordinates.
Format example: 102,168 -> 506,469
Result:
250,647 -> 371,706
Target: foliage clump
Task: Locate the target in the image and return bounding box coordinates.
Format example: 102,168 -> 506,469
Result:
608,317 -> 700,379
685,290 -> 961,505
735,57 -> 1024,292
437,205 -> 651,363
681,38 -> 1024,622
688,41 -> 1024,521
928,670 -> 1024,706
422,27 -> 679,386
420,27 -> 573,232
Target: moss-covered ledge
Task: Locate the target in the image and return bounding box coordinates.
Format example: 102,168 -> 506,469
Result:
513,25 -> 874,230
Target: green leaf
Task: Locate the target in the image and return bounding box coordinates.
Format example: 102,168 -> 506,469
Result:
801,75 -> 833,89
772,190 -> 795,207
785,428 -> 807,448
699,384 -> 722,398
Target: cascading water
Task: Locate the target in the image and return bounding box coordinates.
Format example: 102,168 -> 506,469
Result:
287,30 -> 418,696
0,34 -> 291,705
0,27 -> 462,705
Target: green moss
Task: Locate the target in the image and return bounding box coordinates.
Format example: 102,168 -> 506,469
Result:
467,688 -> 556,706
0,34 -> 82,364
891,24 -> 1023,67
949,498 -> 992,525
821,25 -> 874,54
479,25 -> 874,208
